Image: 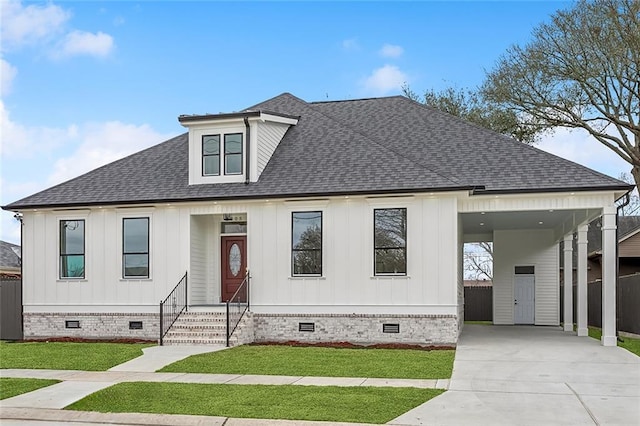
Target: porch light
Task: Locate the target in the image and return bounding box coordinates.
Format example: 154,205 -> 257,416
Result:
480,222 -> 485,226
539,221 -> 544,225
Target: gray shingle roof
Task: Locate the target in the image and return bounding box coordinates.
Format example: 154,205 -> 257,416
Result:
0,240 -> 21,270
3,93 -> 630,210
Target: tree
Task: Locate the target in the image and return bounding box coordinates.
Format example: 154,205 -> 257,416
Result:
482,0 -> 640,189
402,85 -> 541,144
464,242 -> 493,280
617,172 -> 640,215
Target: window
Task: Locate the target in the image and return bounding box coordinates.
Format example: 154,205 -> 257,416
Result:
202,135 -> 220,176
292,211 -> 322,276
374,208 -> 407,275
123,217 -> 149,278
224,133 -> 243,175
60,220 -> 85,279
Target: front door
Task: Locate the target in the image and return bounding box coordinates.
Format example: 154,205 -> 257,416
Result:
514,274 -> 535,324
221,236 -> 247,302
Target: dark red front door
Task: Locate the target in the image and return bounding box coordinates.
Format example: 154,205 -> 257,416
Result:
221,236 -> 247,302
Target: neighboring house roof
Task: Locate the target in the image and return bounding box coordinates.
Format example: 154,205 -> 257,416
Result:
2,93 -> 630,210
0,240 -> 21,273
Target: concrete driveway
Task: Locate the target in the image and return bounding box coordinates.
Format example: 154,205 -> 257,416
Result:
391,325 -> 640,426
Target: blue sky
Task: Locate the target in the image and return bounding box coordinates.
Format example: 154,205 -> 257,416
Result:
0,1 -> 630,244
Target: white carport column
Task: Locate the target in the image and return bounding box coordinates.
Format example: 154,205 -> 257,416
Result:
601,207 -> 617,346
576,224 -> 589,337
563,234 -> 574,332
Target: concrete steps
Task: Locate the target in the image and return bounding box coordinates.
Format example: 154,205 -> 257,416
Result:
163,312 -> 249,346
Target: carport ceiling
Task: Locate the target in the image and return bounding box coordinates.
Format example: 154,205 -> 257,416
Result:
461,209 -> 600,237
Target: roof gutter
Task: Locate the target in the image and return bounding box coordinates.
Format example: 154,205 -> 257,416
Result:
244,117 -> 250,185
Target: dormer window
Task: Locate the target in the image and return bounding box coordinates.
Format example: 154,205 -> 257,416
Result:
202,133 -> 244,177
180,110 -> 298,186
224,133 -> 243,175
203,135 -> 220,176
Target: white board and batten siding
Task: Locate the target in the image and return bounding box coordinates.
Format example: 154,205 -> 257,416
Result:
493,229 -> 559,325
247,195 -> 460,315
22,193 -> 461,316
21,207 -> 190,314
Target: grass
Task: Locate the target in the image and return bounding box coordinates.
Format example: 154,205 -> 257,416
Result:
159,345 -> 454,379
0,378 -> 60,400
0,341 -> 154,371
588,327 -> 640,357
66,382 -> 442,424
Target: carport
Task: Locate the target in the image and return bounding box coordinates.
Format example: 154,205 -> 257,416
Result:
459,190 -> 621,346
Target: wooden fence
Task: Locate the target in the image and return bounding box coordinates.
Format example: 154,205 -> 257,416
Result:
464,286 -> 492,321
0,277 -> 23,340
560,273 -> 640,335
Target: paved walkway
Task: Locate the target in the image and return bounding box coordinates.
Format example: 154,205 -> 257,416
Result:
390,325 -> 640,426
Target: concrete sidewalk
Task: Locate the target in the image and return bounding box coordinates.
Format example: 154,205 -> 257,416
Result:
390,325 -> 640,426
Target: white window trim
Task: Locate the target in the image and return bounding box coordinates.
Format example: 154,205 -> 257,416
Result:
117,210 -> 154,281
56,211 -> 90,282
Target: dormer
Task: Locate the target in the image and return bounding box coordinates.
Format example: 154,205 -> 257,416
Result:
179,110 -> 298,185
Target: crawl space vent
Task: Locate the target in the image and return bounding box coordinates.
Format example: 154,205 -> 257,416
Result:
383,323 -> 400,333
298,322 -> 315,332
65,320 -> 80,329
129,321 -> 143,330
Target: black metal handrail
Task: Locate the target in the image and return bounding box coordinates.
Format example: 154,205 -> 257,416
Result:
159,271 -> 187,346
226,270 -> 250,347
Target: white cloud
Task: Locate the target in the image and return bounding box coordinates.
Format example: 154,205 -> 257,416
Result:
361,64 -> 409,95
55,30 -> 114,59
0,100 -> 75,158
536,127 -> 630,178
47,121 -> 171,185
341,38 -> 359,51
1,58 -> 17,96
0,0 -> 70,49
379,43 -> 404,58
1,101 -> 78,158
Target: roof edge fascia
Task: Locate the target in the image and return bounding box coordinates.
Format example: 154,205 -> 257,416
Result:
1,185 -> 479,211
178,110 -> 299,126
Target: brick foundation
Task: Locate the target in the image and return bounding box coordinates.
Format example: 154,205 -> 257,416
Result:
23,313 -> 159,341
253,313 -> 458,346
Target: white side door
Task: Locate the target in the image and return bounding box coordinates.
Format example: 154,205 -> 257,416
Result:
514,274 -> 535,324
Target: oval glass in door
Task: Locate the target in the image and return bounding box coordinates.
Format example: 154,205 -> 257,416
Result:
229,243 -> 241,276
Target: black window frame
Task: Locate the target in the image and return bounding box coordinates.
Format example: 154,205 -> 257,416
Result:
202,134 -> 221,176
59,219 -> 85,279
122,217 -> 150,279
224,133 -> 243,175
373,208 -> 407,276
291,211 -> 323,276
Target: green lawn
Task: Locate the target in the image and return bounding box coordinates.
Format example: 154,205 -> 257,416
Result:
0,378 -> 60,400
588,327 -> 640,357
159,345 -> 454,379
0,341 -> 154,371
66,382 -> 442,424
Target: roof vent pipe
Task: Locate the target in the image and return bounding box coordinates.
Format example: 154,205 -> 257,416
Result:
244,117 -> 251,185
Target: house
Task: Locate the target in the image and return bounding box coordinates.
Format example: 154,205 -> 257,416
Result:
560,216 -> 640,283
0,240 -> 21,277
588,216 -> 640,280
2,93 -> 631,346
